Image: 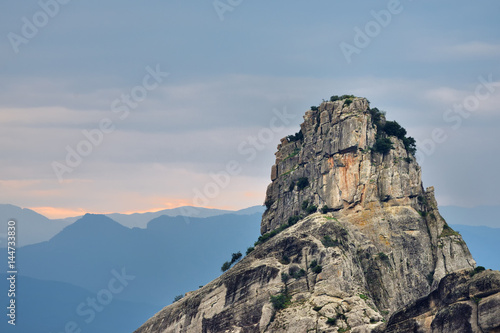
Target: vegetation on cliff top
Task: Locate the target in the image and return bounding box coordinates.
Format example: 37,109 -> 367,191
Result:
221,251 -> 242,272
296,96 -> 417,156
370,107 -> 417,155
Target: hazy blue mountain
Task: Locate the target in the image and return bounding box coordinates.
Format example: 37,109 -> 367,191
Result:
2,205 -> 498,332
104,205 -> 265,228
0,204 -> 71,247
450,224 -> 500,271
17,212 -> 262,308
0,274 -> 159,333
0,204 -> 265,247
440,205 -> 500,228
57,205 -> 266,228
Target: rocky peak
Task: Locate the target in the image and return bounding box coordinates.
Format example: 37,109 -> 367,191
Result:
262,96 -> 421,235
133,96 -> 490,333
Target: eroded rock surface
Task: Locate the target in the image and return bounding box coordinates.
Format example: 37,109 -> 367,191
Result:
383,270 -> 500,333
133,97 -> 490,333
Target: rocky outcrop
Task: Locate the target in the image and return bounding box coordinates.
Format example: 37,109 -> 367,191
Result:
262,98 -> 419,234
134,97 -> 483,333
383,269 -> 500,333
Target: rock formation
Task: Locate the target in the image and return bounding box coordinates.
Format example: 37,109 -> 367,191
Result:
134,97 -> 498,333
383,269 -> 500,333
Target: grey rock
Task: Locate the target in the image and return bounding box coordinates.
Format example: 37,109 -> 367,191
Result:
384,270 -> 500,333
134,97 -> 488,333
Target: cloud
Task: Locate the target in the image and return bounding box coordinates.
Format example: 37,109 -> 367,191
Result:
408,40 -> 500,63
449,42 -> 500,58
2,73 -> 500,217
2,0 -> 500,218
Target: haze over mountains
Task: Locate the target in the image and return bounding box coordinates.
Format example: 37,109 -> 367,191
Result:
1,209 -> 264,333
0,204 -> 266,246
0,203 -> 498,332
17,213 -> 263,306
2,203 -> 498,248
0,204 -> 72,247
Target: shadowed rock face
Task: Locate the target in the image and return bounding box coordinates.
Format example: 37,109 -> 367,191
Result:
133,97 -> 489,333
383,270 -> 500,333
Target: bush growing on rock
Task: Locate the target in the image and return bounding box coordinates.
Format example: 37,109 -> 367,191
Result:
306,205 -> 317,214
264,199 -> 273,209
231,251 -> 242,264
221,261 -> 232,272
297,177 -> 309,190
326,317 -> 337,325
383,121 -> 407,139
369,107 -> 385,125
289,265 -> 306,279
280,255 -> 291,265
321,205 -> 334,214
288,215 -> 300,226
254,224 -> 288,246
270,290 -> 291,310
310,260 -> 323,273
470,266 -> 486,277
368,109 -> 416,155
373,137 -> 393,154
287,130 -> 303,142
322,235 -> 338,247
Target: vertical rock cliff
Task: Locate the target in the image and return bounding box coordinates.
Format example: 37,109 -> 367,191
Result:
134,96 -> 491,333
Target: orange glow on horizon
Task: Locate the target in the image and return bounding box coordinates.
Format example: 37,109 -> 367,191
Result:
29,206 -> 89,219
28,200 -> 254,219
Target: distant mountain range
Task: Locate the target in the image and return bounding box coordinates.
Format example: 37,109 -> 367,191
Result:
0,204 -> 265,246
1,212 -> 262,333
0,204 -> 72,247
0,203 -> 498,332
104,205 -> 265,228
2,203 -> 496,248
15,212 -> 264,306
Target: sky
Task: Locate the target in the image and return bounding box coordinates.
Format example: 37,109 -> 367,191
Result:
0,0 -> 499,219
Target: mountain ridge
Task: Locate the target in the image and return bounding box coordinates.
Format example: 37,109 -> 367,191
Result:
0,204 -> 265,247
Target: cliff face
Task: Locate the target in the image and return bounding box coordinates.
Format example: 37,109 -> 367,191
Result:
383,269 -> 500,333
262,98 -> 420,234
134,97 -> 487,333
262,97 -> 473,288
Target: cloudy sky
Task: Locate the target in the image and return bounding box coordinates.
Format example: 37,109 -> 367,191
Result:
0,0 -> 499,218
